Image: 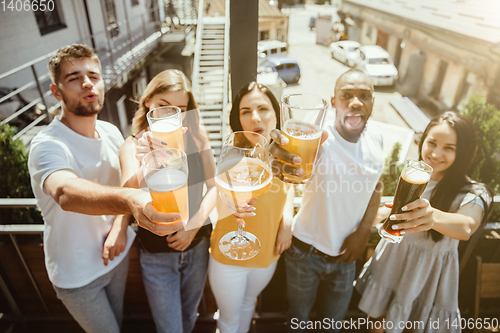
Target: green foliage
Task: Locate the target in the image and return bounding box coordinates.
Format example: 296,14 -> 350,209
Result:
0,123 -> 42,224
461,95 -> 500,195
381,142 -> 404,196
461,95 -> 500,221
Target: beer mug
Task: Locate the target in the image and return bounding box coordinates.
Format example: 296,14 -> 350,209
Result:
280,93 -> 328,182
379,160 -> 433,243
147,106 -> 184,151
142,148 -> 189,224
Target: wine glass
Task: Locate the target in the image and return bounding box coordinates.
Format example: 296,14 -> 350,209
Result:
214,131 -> 273,260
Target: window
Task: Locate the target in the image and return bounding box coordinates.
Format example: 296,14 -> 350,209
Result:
260,30 -> 269,41
33,0 -> 66,35
281,47 -> 287,53
131,0 -> 139,5
271,49 -> 277,54
286,63 -> 296,69
368,58 -> 390,65
276,64 -> 284,71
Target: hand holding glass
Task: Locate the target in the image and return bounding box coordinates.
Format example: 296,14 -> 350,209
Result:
379,160 -> 433,243
147,106 -> 184,151
280,93 -> 328,182
215,131 -> 272,260
142,148 -> 189,224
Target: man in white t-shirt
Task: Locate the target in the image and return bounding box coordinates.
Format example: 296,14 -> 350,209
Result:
28,44 -> 185,333
269,70 -> 384,332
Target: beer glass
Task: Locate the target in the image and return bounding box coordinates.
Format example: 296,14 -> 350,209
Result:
215,131 -> 272,260
147,106 -> 184,151
379,160 -> 433,243
280,93 -> 328,182
142,148 -> 189,224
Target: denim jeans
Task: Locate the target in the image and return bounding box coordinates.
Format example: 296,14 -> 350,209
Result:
140,237 -> 210,333
285,241 -> 355,333
54,252 -> 130,333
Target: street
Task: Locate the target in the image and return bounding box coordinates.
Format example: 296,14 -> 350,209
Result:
281,4 -> 419,161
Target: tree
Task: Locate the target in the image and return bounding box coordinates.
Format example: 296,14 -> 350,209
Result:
0,123 -> 42,224
381,142 -> 403,196
461,94 -> 500,221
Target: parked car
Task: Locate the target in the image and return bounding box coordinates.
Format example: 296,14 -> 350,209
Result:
258,40 -> 288,60
258,56 -> 301,84
353,45 -> 398,86
329,40 -> 361,67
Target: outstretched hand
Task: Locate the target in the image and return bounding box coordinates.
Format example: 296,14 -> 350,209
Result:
268,129 -> 328,184
128,189 -> 186,236
135,129 -> 188,161
386,198 -> 434,235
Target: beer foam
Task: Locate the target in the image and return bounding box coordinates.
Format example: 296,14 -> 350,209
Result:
147,169 -> 187,192
215,157 -> 272,192
402,167 -> 431,184
151,119 -> 181,133
283,120 -> 321,140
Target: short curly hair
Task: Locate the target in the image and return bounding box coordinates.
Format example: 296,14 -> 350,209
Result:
48,44 -> 100,85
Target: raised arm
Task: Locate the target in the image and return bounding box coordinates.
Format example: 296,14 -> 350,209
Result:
44,167 -> 184,236
389,198 -> 484,241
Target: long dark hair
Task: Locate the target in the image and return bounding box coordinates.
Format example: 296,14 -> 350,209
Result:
229,82 -> 281,132
418,111 -> 492,241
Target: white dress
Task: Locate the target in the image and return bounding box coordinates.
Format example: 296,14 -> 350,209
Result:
355,180 -> 484,333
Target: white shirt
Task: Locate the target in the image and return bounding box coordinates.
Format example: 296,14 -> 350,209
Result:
293,121 -> 384,256
28,116 -> 136,288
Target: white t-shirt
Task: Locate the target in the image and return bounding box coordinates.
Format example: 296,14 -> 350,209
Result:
28,116 -> 136,289
293,122 -> 384,256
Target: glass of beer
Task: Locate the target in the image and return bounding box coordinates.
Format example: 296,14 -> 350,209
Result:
147,106 -> 184,151
215,131 -> 272,260
142,148 -> 189,224
280,93 -> 328,182
379,160 -> 433,243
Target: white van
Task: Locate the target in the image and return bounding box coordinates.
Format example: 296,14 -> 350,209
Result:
258,40 -> 288,60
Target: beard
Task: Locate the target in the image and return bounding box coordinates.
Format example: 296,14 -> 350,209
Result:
61,92 -> 103,117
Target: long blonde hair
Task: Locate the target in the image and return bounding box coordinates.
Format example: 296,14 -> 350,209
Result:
132,69 -> 199,134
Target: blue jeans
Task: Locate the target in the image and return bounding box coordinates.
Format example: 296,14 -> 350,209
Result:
285,241 -> 355,333
140,237 -> 210,333
54,252 -> 130,333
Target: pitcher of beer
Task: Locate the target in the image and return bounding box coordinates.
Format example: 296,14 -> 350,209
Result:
142,148 -> 189,224
280,93 -> 328,182
147,106 -> 184,151
379,160 -> 433,243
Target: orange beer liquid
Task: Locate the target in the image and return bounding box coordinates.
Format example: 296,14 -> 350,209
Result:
147,169 -> 189,223
215,157 -> 272,202
151,119 -> 184,151
282,119 -> 321,182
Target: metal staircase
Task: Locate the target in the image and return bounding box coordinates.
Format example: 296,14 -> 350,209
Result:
192,0 -> 230,161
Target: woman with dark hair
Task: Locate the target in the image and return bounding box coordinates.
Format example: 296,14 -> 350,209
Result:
356,111 -> 493,333
120,69 -> 216,333
209,82 -> 295,333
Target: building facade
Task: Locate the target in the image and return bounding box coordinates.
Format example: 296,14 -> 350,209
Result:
342,0 -> 500,111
